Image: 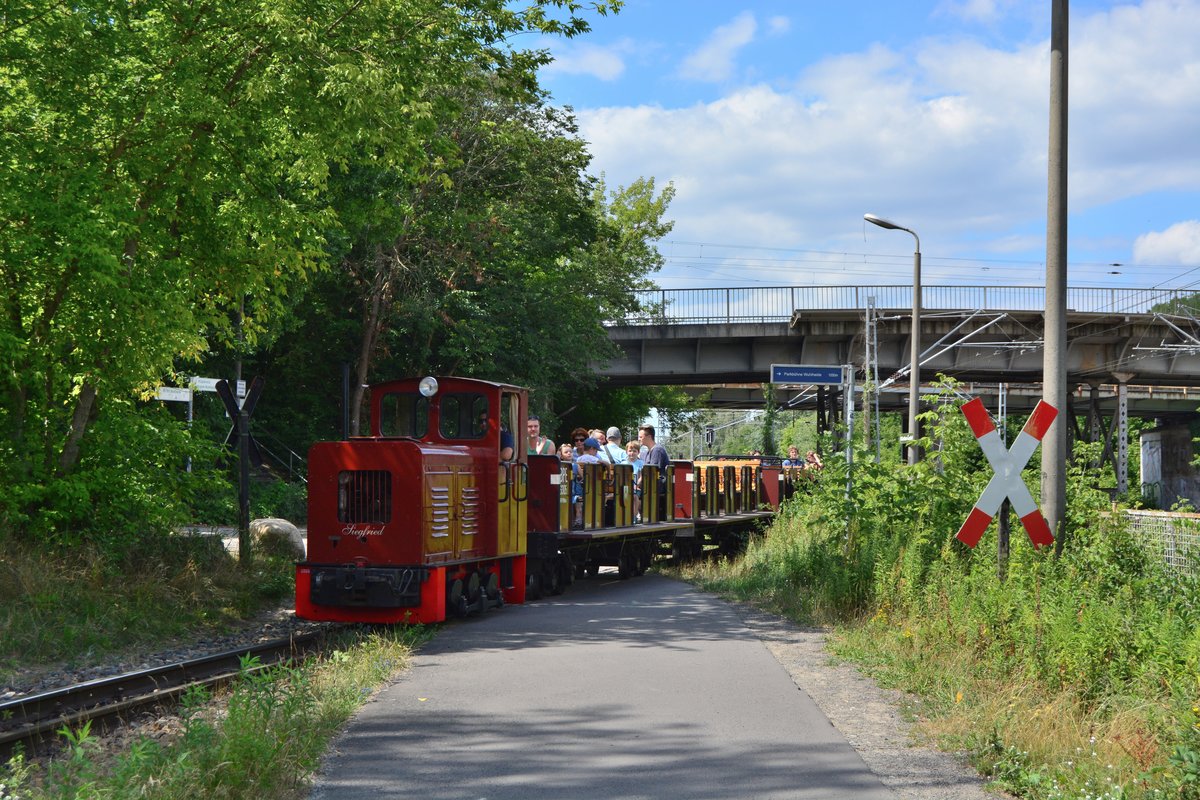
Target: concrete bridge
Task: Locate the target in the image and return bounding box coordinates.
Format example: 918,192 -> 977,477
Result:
602,284 -> 1200,419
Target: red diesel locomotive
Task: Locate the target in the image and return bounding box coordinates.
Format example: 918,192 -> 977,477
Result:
295,375 -> 785,625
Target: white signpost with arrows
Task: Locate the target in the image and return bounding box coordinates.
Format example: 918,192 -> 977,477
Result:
955,397 -> 1058,549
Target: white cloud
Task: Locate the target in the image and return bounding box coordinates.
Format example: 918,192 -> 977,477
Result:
767,16 -> 790,36
1134,221 -> 1200,265
575,0 -> 1200,283
935,0 -> 1020,24
544,40 -> 628,81
679,12 -> 757,82
1070,1 -> 1200,202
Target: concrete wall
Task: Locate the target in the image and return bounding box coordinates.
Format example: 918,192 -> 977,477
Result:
1141,425 -> 1200,510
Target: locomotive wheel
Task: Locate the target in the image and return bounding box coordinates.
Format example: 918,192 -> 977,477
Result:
634,548 -> 648,576
467,572 -> 484,613
617,553 -> 632,580
484,572 -> 502,609
547,564 -> 564,596
449,579 -> 468,617
585,563 -> 599,579
526,573 -> 543,601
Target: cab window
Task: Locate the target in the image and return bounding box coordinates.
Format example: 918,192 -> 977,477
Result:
379,392 -> 429,438
440,393 -> 489,440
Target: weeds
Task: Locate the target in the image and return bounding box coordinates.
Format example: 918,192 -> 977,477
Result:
681,379 -> 1200,799
0,536 -> 294,673
3,627 -> 425,799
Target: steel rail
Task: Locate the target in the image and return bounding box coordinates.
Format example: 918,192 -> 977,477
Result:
0,630 -> 329,761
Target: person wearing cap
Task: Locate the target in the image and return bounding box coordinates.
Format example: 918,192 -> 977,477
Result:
577,437 -> 603,466
572,437 -> 604,527
602,426 -> 628,465
589,429 -> 610,463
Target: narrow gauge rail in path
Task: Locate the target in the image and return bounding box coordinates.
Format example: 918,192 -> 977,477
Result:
0,630 -> 331,762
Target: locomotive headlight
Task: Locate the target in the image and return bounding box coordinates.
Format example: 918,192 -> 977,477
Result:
418,376 -> 439,398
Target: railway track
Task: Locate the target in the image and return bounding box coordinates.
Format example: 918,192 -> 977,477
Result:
0,631 -> 329,762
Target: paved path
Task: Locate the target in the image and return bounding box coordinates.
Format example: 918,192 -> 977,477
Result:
310,573 -> 902,800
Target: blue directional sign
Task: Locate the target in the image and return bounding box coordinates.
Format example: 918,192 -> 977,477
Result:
770,364 -> 845,385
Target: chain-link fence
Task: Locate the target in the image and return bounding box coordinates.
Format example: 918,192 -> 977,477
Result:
1125,509 -> 1200,576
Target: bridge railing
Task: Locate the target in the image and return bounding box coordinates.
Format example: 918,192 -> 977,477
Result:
621,285 -> 1195,325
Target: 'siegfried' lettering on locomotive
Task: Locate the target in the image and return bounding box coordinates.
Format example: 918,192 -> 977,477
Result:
341,524 -> 386,537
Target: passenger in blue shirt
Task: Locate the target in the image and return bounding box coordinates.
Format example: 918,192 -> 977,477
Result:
499,426 -> 514,461
573,438 -> 603,527
626,441 -> 644,522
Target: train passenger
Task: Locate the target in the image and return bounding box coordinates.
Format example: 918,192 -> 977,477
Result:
589,429 -> 610,462
573,437 -> 604,527
638,425 -> 670,511
783,445 -> 802,467
626,441 -> 643,522
638,425 -> 669,471
570,427 -> 589,457
499,425 -> 514,461
602,427 -> 629,464
527,415 -> 555,455
804,450 -> 824,473
480,410 -> 514,461
567,444 -> 584,522
577,437 -> 603,466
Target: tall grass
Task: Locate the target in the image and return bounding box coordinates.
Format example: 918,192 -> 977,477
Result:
686,383 -> 1200,799
3,628 -> 425,799
0,533 -> 294,674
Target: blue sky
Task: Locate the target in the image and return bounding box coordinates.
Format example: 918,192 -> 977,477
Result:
533,0 -> 1200,292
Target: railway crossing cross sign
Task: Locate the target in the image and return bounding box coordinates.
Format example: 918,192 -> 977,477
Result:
955,398 -> 1058,549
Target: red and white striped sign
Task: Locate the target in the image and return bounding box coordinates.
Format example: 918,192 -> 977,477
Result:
955,398 -> 1057,549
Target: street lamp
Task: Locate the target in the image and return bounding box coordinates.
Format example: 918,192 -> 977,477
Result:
864,213 -> 922,464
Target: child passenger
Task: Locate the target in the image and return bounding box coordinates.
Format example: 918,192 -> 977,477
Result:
626,441 -> 643,522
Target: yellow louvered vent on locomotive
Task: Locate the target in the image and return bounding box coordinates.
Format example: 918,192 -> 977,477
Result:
461,483 -> 480,536
429,483 -> 452,536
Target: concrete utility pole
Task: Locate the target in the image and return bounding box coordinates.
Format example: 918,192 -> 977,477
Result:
1042,0 -> 1069,549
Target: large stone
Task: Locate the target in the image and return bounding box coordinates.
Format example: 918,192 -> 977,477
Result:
250,517 -> 306,560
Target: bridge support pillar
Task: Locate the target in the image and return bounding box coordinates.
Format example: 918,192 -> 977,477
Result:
817,386 -> 843,449
1087,383 -> 1102,443
1114,372 -> 1133,494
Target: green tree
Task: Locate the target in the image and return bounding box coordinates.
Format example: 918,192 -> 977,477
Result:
760,382 -> 778,455
0,0 -> 619,539
260,64 -> 674,437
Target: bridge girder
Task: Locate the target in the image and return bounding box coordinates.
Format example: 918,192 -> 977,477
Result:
601,309 -> 1200,418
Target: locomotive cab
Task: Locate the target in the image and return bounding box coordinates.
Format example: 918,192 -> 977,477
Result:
296,376 -> 529,624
